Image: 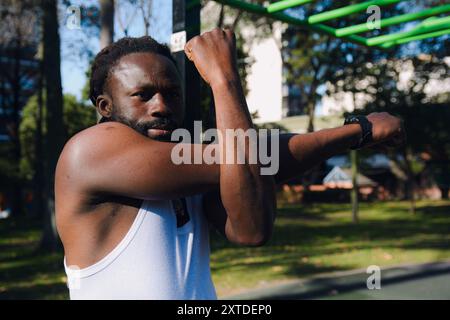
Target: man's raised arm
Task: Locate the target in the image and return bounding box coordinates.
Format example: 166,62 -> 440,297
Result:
275,112 -> 405,184
185,28 -> 276,246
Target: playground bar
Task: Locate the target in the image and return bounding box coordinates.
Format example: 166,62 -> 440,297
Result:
380,28 -> 450,48
366,15 -> 450,46
267,0 -> 314,14
212,0 -> 448,48
214,0 -> 369,46
307,0 -> 405,24
335,4 -> 450,37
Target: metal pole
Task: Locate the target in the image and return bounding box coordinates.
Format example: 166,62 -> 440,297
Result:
172,0 -> 201,137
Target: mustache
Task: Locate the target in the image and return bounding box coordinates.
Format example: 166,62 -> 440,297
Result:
135,118 -> 179,132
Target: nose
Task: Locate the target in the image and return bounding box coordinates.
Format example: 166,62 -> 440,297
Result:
149,93 -> 173,118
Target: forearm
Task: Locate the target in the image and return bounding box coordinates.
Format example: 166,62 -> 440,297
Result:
212,79 -> 276,245
275,124 -> 362,184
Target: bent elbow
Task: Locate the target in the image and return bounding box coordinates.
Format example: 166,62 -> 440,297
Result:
228,229 -> 272,247
224,206 -> 275,247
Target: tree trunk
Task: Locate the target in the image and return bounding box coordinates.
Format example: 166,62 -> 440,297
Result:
306,98 -> 315,133
32,52 -> 45,219
40,0 -> 65,251
351,150 -> 359,223
12,35 -> 23,216
403,148 -> 416,215
100,0 -> 114,49
306,79 -> 318,133
98,0 -> 114,121
440,186 -> 449,199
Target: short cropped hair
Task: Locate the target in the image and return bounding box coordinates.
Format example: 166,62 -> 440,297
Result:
89,36 -> 177,105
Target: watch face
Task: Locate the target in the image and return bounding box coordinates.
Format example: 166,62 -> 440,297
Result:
346,116 -> 359,124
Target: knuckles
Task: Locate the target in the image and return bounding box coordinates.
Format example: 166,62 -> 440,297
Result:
190,28 -> 235,47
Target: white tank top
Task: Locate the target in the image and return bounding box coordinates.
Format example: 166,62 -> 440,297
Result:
64,194 -> 217,300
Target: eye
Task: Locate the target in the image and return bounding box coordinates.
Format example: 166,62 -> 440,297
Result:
132,91 -> 152,101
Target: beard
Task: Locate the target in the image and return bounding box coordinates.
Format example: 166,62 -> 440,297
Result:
109,111 -> 179,142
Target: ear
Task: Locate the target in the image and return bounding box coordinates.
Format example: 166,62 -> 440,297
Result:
96,94 -> 113,120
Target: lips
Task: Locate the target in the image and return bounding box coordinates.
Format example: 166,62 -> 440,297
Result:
147,128 -> 172,136
146,126 -> 174,140
141,119 -> 178,141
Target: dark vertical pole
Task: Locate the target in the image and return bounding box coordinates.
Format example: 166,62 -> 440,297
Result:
33,46 -> 45,219
172,0 -> 201,137
351,149 -> 359,223
41,0 -> 65,251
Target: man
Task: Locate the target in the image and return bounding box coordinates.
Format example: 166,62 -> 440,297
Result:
55,28 -> 404,300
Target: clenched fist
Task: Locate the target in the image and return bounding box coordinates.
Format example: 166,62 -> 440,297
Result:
366,112 -> 406,149
184,28 -> 238,87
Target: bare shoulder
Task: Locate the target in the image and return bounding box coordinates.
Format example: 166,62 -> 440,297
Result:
62,122 -> 143,155
55,122 -> 145,191
58,123 -> 142,170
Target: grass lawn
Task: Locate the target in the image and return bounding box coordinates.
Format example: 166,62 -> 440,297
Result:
1,200 -> 449,299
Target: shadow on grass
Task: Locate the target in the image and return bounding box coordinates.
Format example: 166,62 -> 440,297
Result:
210,202 -> 450,281
0,217 -> 67,300
0,282 -> 68,300
1,202 -> 449,299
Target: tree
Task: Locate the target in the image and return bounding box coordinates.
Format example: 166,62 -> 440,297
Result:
20,94 -> 96,182
96,0 -> 114,122
100,0 -> 114,49
41,0 -> 66,251
137,0 -> 153,36
115,0 -> 136,37
330,55 -> 450,206
200,0 -> 274,129
0,0 -> 40,216
282,0 -> 406,132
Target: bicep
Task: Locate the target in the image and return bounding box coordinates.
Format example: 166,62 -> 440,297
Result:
62,123 -> 220,201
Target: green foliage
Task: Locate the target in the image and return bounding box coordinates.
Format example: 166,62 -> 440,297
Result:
19,94 -> 96,181
81,62 -> 93,103
200,0 -> 277,127
63,94 -> 97,137
333,55 -> 450,160
329,50 -> 450,193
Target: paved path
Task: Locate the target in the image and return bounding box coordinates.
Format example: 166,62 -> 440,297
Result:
225,260 -> 450,300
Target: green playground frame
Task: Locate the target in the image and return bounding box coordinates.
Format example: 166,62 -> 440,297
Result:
211,0 -> 450,49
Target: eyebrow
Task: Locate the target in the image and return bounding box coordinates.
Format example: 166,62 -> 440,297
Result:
133,81 -> 181,90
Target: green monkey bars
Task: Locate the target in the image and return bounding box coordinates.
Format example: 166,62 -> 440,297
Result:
211,0 -> 450,49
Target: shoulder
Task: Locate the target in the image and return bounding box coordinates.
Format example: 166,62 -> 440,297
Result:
65,122 -> 143,153
55,122 -> 147,185
59,122 -> 142,168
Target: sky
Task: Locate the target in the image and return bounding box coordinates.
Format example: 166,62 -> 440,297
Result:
60,0 -> 172,100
